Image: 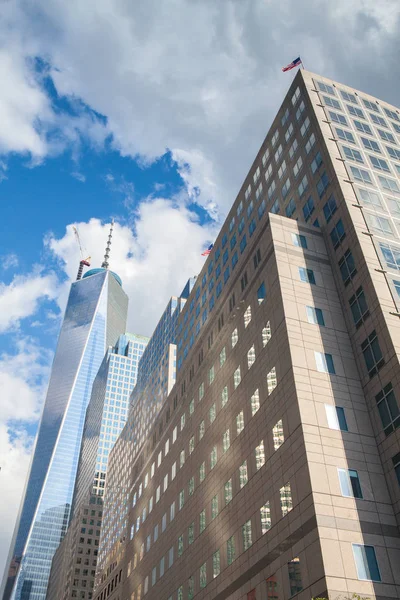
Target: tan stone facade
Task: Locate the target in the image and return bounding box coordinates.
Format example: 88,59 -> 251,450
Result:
94,70 -> 400,600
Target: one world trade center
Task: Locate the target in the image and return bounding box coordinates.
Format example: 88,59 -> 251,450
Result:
2,223 -> 128,600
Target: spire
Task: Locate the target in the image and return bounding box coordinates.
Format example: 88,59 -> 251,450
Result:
101,220 -> 114,269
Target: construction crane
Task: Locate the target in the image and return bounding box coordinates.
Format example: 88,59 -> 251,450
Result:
73,225 -> 91,281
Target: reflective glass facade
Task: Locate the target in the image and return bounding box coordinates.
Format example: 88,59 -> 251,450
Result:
4,270 -> 128,600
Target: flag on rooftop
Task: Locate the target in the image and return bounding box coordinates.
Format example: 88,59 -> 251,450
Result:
282,57 -> 302,72
201,244 -> 213,256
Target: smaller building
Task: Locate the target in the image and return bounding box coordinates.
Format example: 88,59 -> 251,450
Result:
46,492 -> 103,600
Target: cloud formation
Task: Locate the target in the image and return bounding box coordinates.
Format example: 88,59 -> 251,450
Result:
1,0 -> 398,215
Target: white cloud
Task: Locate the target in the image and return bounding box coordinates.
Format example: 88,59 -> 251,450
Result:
47,201 -> 219,335
1,253 -> 19,270
71,171 -> 86,182
0,269 -> 59,333
0,338 -> 51,578
0,0 -> 398,215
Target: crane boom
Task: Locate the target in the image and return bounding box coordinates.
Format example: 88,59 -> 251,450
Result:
73,225 -> 91,280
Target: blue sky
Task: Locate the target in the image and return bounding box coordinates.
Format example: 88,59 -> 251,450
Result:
1,0 -> 399,578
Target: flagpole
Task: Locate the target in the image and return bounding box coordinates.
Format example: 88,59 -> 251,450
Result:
300,57 -> 305,70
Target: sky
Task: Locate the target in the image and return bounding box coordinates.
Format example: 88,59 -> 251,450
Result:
1,0 -> 399,580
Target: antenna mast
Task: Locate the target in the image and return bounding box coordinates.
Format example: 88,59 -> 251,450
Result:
101,219 -> 114,269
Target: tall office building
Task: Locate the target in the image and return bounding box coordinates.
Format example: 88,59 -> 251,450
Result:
46,332 -> 148,600
94,281 -> 194,591
2,228 -> 128,600
93,71 -> 400,600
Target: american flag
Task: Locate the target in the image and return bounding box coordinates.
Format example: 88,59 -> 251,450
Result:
282,57 -> 302,72
201,244 -> 213,256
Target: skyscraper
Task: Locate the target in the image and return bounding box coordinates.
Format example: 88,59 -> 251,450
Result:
94,71 -> 400,600
46,332 -> 149,600
95,280 -> 194,588
3,228 -> 128,600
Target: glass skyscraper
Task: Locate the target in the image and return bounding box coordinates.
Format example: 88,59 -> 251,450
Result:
3,267 -> 128,600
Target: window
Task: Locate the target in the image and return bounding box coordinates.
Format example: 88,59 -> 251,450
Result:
357,187 -> 382,207
188,522 -> 194,546
329,110 -> 347,126
168,546 -> 174,567
224,479 -> 233,504
253,248 -> 262,268
384,107 -> 399,122
227,536 -> 235,565
317,171 -> 330,197
338,468 -> 362,498
291,86 -> 301,105
366,213 -> 393,236
350,166 -> 372,184
211,495 -> 218,519
199,462 -> 205,483
189,435 -> 195,455
210,446 -> 217,469
299,267 -> 316,284
302,195 -> 314,222
266,576 -> 279,600
330,219 -> 346,249
352,545 -> 381,581
273,420 -> 284,449
378,128 -> 396,144
361,137 -> 380,153
339,249 -> 357,285
258,199 -> 266,219
370,155 -> 390,172
249,219 -> 256,237
288,557 -> 303,596
336,127 -> 355,144
285,122 -> 293,141
178,534 -> 184,557
231,328 -> 238,347
257,281 -> 266,304
255,441 -> 265,470
354,119 -> 372,135
293,156 -> 303,177
208,365 -> 215,384
289,138 -> 299,158
247,345 -> 256,368
300,116 -> 310,136
311,150 -> 323,173
306,306 -> 325,326
378,175 -> 400,193
295,100 -> 305,120
239,461 -> 248,488
305,132 -> 316,154
212,550 -> 220,579
170,501 -> 176,521
262,322 -> 272,346
234,366 -> 241,388
278,160 -> 287,179
272,198 -> 281,214
292,233 -> 307,248
199,420 -> 205,440
341,89 -> 357,103
317,80 -> 335,95
221,386 -> 228,407
347,104 -> 364,118
199,509 -> 206,533
267,367 -> 277,394
223,429 -> 230,453
274,144 -> 283,163
240,235 -> 247,253
315,351 -> 335,374
361,330 -> 384,377
393,452 -> 400,486
343,145 -> 363,163
199,382 -> 204,400
376,383 -> 400,436
242,520 -> 252,551
209,403 -> 216,423
387,146 -> 400,161
236,410 -> 244,434
282,177 -> 291,199
180,450 -> 185,468
285,197 -> 296,217
371,113 -> 387,127
325,405 -> 348,431
298,174 -> 308,197
179,489 -> 185,510
280,483 -> 293,515
241,271 -> 248,290
271,129 -> 279,146
260,502 -> 271,534
251,389 -> 260,416
200,562 -> 207,589
244,305 -> 252,327
323,95 -> 340,109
